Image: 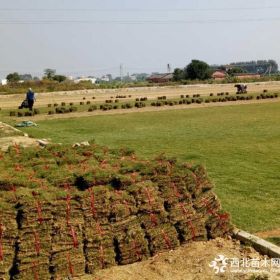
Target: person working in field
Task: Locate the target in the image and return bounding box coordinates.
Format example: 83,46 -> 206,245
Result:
26,88 -> 36,111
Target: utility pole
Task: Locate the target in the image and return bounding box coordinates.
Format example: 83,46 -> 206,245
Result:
120,64 -> 123,81
167,63 -> 171,73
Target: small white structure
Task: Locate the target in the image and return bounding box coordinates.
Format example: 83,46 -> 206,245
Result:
74,77 -> 97,84
100,76 -> 109,82
1,79 -> 7,85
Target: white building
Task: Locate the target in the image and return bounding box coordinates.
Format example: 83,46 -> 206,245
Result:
1,79 -> 7,85
74,77 -> 97,84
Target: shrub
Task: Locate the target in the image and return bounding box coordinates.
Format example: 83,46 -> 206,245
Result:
100,104 -> 113,110
115,99 -> 119,103
92,96 -> 96,99
226,92 -> 229,95
61,102 -> 66,106
205,99 -> 210,103
88,105 -> 97,112
209,93 -> 214,96
185,95 -> 189,98
135,102 -> 146,108
125,103 -> 133,109
157,96 -> 166,100
274,93 -> 278,98
17,111 -> 23,117
86,101 -> 91,105
24,111 -> 33,116
180,95 -> 184,98
83,97 -> 86,100
80,102 -> 84,105
48,110 -> 55,115
54,103 -> 58,107
136,98 -> 139,101
113,105 -> 118,109
263,89 -> 268,93
140,97 -> 147,101
9,111 -> 16,116
33,108 -> 40,115
151,102 -> 156,106
69,102 -> 74,106
47,104 -> 52,107
70,106 -> 78,112
186,100 -> 191,104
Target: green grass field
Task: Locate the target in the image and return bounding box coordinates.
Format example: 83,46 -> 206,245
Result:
19,102 -> 280,233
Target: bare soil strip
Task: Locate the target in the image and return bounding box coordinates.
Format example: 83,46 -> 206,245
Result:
6,98 -> 279,122
1,81 -> 280,109
256,229 -> 280,239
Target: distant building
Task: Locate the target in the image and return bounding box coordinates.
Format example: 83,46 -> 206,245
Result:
233,73 -> 261,80
212,70 -> 226,80
130,74 -> 137,81
100,75 -> 111,82
1,79 -> 7,85
147,73 -> 173,83
74,77 -> 97,84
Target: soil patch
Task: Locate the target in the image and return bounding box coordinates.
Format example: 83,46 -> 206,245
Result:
83,237 -> 280,280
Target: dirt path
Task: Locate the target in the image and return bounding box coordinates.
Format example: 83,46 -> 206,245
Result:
1,81 -> 280,109
80,237 -> 280,280
6,98 -> 279,122
256,229 -> 280,239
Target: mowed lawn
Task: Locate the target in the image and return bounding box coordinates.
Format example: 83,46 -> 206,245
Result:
21,102 -> 280,233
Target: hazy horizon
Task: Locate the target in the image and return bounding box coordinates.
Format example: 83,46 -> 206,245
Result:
1,0 -> 280,78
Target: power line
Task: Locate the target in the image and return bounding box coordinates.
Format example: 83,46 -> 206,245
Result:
0,18 -> 280,25
0,6 -> 280,12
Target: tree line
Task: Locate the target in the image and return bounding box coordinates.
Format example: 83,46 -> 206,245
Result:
5,69 -> 66,83
173,59 -> 279,81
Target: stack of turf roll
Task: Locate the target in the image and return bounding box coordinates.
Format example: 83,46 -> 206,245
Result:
0,143 -> 233,279
15,197 -> 52,280
128,181 -> 180,255
0,201 -> 17,280
112,216 -> 149,265
81,186 -> 111,224
84,220 -> 115,273
50,195 -> 85,279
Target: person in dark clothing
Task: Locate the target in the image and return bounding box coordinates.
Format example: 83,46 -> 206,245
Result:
26,88 -> 35,111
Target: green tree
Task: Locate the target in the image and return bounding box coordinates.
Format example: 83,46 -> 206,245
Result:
184,60 -> 211,80
6,72 -> 20,82
227,67 -> 246,76
44,68 -> 56,80
53,75 -> 67,82
173,68 -> 184,81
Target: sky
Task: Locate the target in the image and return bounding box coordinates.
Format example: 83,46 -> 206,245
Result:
0,0 -> 280,78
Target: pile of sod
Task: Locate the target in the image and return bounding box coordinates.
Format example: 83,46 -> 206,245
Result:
0,143 -> 232,279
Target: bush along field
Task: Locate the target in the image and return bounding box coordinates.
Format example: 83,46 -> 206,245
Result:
4,91 -> 279,118
0,143 -> 232,279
